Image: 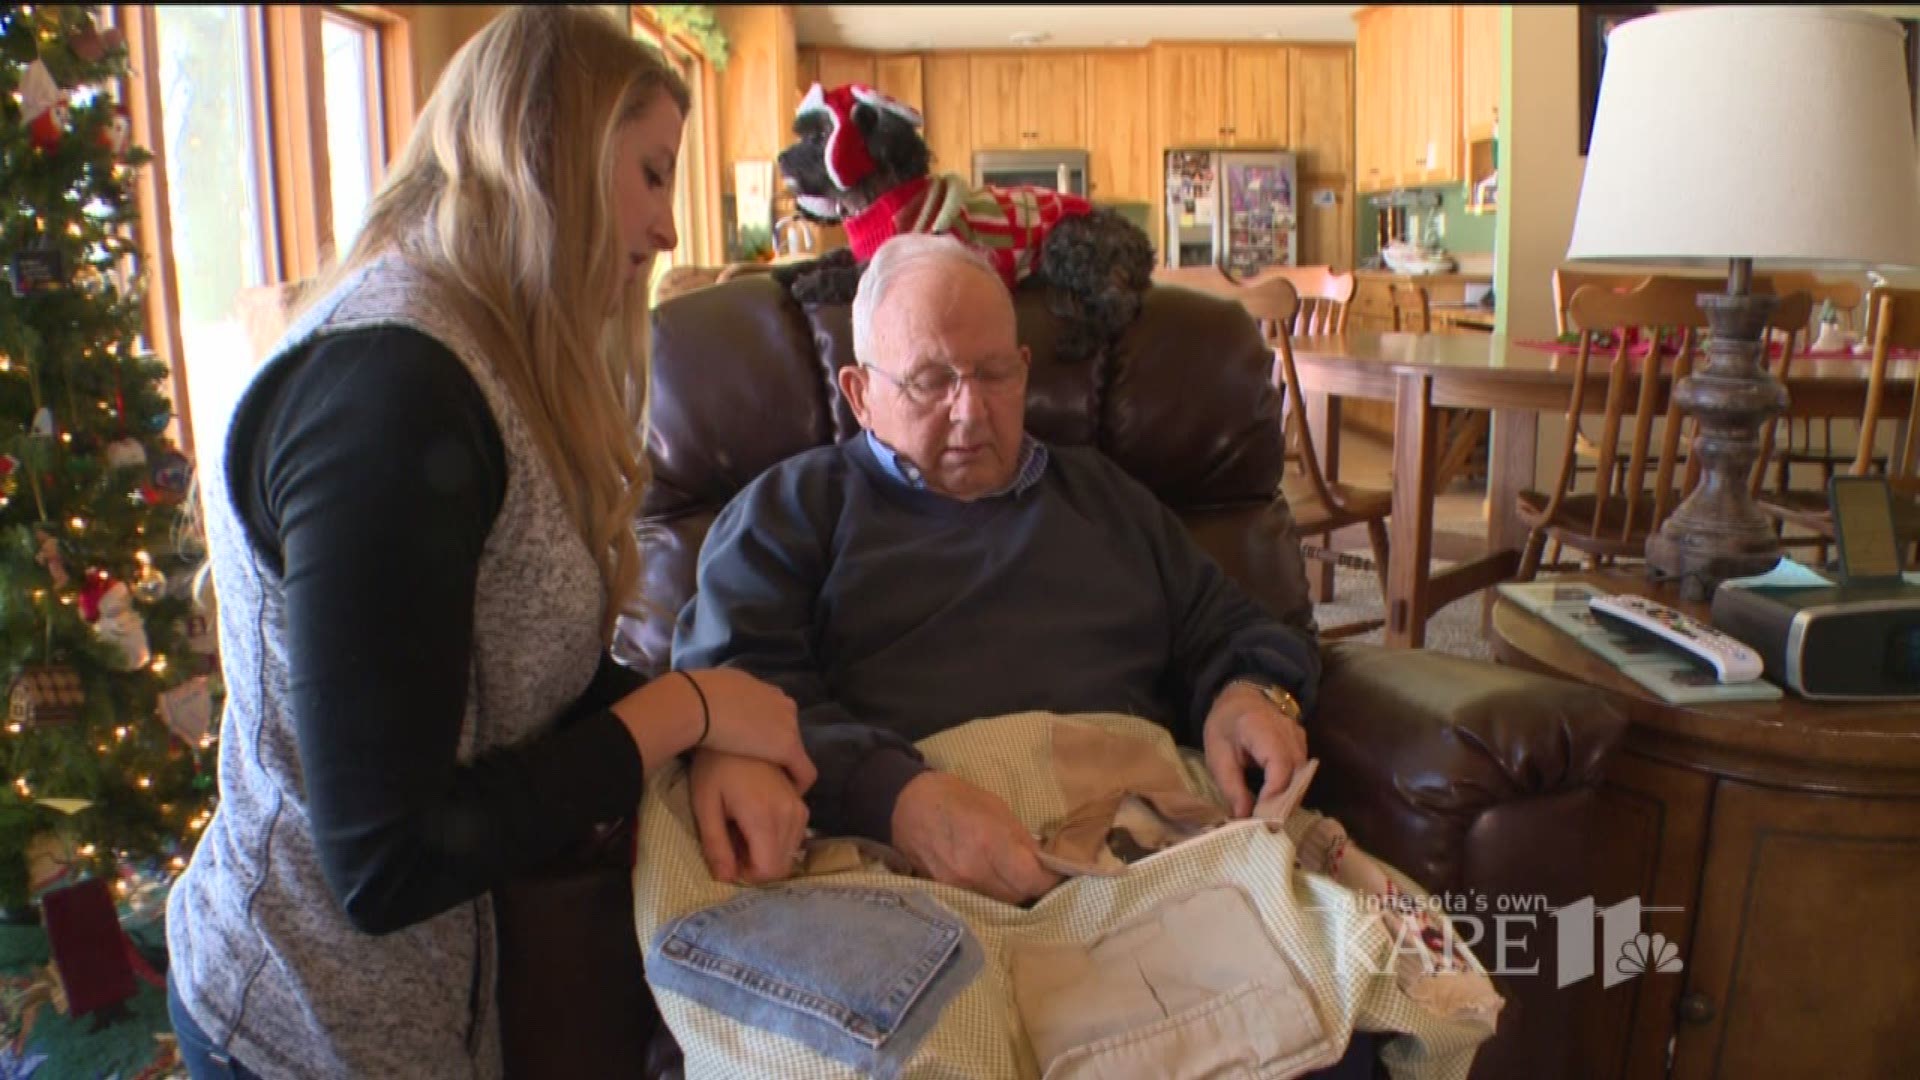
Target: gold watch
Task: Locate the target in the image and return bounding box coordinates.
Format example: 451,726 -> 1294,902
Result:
1231,679 -> 1302,721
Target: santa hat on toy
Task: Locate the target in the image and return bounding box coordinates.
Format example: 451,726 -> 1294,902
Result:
795,82 -> 924,190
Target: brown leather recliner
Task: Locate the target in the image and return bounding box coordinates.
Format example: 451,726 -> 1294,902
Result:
501,273 -> 1628,1080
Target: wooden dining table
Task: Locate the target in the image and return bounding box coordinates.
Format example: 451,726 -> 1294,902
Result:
1288,331 -> 1918,648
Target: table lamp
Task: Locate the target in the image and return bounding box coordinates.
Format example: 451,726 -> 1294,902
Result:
1565,5 -> 1920,599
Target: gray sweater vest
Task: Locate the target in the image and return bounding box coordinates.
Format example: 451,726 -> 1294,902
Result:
166,257 -> 607,1078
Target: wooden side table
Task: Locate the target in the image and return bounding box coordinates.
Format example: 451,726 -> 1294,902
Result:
1490,573 -> 1920,1080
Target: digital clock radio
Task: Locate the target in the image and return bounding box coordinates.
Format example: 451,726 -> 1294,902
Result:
1710,582 -> 1920,701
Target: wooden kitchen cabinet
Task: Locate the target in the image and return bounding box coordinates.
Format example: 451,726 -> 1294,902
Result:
1024,54 -> 1087,147
1459,3 -> 1500,143
1224,45 -> 1289,146
923,53 -> 972,180
1354,5 -> 1463,192
1152,44 -> 1292,149
1354,9 -> 1390,192
1408,6 -> 1460,186
874,54 -> 924,116
967,53 -> 1086,149
1153,45 -> 1227,147
969,56 -> 1026,148
812,47 -> 875,93
1288,46 -> 1352,177
1086,51 -> 1153,202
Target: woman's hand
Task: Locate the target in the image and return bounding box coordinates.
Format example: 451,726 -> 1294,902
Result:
688,751 -> 810,885
614,668 -> 815,792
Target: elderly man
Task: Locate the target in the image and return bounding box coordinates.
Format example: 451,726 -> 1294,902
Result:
672,232 -> 1319,904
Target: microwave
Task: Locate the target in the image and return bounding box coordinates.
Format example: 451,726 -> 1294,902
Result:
973,150 -> 1090,197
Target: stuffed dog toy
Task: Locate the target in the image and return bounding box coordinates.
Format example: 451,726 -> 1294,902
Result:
773,82 -> 1154,364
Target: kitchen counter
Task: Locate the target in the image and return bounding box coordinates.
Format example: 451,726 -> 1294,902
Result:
1353,269 -> 1494,284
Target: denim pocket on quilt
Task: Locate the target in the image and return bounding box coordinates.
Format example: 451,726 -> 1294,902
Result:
648,884 -> 982,1077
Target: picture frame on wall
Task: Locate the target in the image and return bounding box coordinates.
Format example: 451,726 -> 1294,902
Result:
1579,5 -> 1658,156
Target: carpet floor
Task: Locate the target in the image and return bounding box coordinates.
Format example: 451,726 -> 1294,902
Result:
1310,564 -> 1496,662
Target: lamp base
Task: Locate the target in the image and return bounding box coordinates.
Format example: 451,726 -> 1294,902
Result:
1643,287 -> 1787,602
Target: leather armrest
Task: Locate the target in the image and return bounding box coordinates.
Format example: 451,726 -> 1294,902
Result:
1307,640 -> 1628,895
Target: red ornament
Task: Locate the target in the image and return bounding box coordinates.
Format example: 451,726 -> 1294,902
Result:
29,103 -> 70,151
96,107 -> 131,155
20,60 -> 67,152
79,569 -> 115,623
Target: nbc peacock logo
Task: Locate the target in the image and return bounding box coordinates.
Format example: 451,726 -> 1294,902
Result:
1616,932 -> 1684,977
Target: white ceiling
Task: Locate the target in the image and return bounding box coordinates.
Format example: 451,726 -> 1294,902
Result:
792,6 -> 1363,51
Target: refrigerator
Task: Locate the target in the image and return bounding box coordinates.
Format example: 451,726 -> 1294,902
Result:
1163,149 -> 1298,275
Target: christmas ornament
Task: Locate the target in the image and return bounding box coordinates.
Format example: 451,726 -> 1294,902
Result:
78,568 -> 114,622
158,676 -> 214,746
88,580 -> 151,671
140,450 -> 191,505
33,528 -> 69,588
68,21 -> 126,64
0,454 -> 16,478
20,60 -> 70,152
8,664 -> 84,727
26,831 -> 79,895
9,247 -> 69,296
95,107 -> 131,156
131,567 -> 166,605
104,437 -> 146,470
182,612 -> 219,658
144,411 -> 170,434
31,406 -> 56,437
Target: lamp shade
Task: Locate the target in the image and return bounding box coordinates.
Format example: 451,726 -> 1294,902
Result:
1567,6 -> 1920,269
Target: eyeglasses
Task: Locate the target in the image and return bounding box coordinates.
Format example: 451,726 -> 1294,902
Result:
860,358 -> 1027,407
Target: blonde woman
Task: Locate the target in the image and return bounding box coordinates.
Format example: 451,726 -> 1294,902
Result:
164,7 -> 814,1078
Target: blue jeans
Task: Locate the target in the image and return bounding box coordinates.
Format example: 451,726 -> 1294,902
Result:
648,885 -> 982,1079
168,974 -> 264,1080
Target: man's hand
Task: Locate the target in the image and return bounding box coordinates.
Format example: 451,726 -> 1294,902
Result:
1202,681 -> 1309,818
688,751 -> 810,885
890,772 -> 1062,905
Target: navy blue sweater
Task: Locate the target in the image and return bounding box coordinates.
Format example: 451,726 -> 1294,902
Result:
672,435 -> 1320,841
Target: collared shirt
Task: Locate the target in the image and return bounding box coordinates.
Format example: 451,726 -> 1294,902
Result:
864,429 -> 1049,499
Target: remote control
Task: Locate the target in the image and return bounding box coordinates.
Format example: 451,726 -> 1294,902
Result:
1589,594 -> 1765,683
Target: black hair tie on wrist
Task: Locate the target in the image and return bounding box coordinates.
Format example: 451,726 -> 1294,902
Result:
676,670 -> 711,747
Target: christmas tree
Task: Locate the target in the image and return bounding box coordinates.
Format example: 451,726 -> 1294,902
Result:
0,4 -> 215,912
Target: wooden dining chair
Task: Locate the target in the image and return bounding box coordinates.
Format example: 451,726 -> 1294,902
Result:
1755,271 -> 1875,510
1236,264 -> 1355,336
1517,279 -> 1713,581
1519,280 -> 1812,580
1756,286 -> 1920,564
1387,279 -> 1490,490
1389,280 -> 1431,332
1251,275 -> 1395,637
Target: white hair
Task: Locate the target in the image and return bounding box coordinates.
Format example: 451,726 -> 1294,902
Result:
851,233 -> 1004,364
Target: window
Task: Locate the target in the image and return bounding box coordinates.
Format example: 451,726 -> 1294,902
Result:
112,4 -> 413,459
149,5 -> 273,459
631,8 -> 722,297
320,9 -> 385,259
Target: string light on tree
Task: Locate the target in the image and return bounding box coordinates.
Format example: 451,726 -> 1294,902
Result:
0,1 -> 217,910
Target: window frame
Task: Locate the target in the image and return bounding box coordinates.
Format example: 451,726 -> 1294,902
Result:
631,6 -> 724,269
110,3 -> 415,457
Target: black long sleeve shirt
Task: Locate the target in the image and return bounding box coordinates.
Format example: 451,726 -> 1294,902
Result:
227,326 -> 645,934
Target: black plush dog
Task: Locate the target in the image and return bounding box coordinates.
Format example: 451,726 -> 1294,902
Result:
772,83 -> 1154,364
